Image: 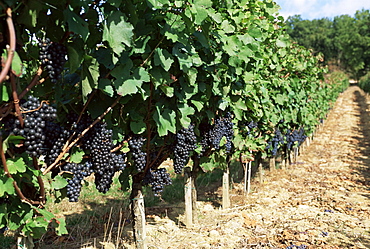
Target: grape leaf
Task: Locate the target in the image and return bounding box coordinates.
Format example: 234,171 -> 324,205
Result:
6,157 -> 26,174
0,176 -> 15,196
52,175 -> 68,190
154,48 -> 174,71
103,11 -> 134,55
64,6 -> 89,41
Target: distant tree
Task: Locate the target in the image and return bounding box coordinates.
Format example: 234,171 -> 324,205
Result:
285,10 -> 370,79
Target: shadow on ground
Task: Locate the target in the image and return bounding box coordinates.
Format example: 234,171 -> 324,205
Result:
351,89 -> 370,197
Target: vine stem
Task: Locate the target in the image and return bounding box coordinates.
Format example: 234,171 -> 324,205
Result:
0,136 -> 41,206
0,8 -> 16,84
19,66 -> 44,99
0,67 -> 43,122
62,90 -> 98,152
42,95 -> 122,175
10,73 -> 24,127
140,36 -> 165,67
139,14 -> 179,67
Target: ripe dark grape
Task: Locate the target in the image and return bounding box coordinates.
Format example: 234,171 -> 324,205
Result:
246,120 -> 258,136
128,136 -> 146,172
143,168 -> 172,196
173,124 -> 197,174
266,129 -> 284,156
4,95 -> 57,157
82,123 -> 127,194
222,112 -> 234,153
63,161 -> 93,202
39,38 -> 67,83
199,112 -> 234,155
247,121 -> 258,129
44,122 -> 70,165
285,127 -> 307,150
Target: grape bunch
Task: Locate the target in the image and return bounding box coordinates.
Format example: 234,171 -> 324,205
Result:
43,122 -> 70,165
246,120 -> 258,136
63,161 -> 93,202
82,123 -> 127,193
39,38 -> 67,83
4,95 -> 57,157
199,112 -> 234,155
128,136 -> 147,172
173,124 -> 197,174
222,112 -> 234,153
266,129 -> 284,156
143,168 -> 172,196
285,127 -> 307,150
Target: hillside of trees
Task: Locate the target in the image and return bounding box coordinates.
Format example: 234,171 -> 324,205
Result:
285,9 -> 370,79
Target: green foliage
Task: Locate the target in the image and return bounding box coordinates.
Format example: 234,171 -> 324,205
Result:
0,0 -> 344,242
359,72 -> 370,93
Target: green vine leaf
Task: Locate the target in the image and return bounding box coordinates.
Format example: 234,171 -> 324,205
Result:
0,176 -> 15,196
153,104 -> 176,136
69,148 -> 84,163
154,48 -> 174,71
51,175 -> 68,189
64,6 -> 90,41
103,11 -> 134,55
6,157 -> 26,174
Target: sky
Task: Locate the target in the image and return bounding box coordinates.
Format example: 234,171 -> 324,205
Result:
274,0 -> 370,20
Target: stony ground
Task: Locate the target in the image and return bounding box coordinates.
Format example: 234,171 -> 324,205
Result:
127,85 -> 370,249
40,85 -> 370,249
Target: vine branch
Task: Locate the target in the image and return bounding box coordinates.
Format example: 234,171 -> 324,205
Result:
42,95 -> 122,175
10,73 -> 23,127
0,136 -> 41,206
0,8 -> 16,84
19,66 -> 44,99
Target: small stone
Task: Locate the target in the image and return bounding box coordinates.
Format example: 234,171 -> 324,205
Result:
209,230 -> 219,237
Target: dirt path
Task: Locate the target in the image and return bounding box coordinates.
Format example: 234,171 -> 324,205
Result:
137,85 -> 370,249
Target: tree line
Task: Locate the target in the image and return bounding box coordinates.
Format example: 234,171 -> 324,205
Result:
285,9 -> 370,79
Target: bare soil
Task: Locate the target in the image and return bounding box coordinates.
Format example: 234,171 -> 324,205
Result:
136,85 -> 370,249
41,85 -> 370,249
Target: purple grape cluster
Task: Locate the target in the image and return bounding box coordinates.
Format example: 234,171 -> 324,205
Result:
143,168 -> 172,196
173,124 -> 197,174
39,38 -> 67,83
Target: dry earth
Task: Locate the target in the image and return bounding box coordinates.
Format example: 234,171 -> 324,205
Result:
41,85 -> 370,249
124,85 -> 370,249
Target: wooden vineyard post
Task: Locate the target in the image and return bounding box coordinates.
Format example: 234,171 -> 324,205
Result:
130,176 -> 147,249
191,156 -> 200,224
222,156 -> 231,209
246,161 -> 252,195
184,167 -> 193,228
269,157 -> 276,171
17,236 -> 34,249
191,176 -> 197,223
286,150 -> 291,169
281,152 -> 286,170
293,147 -> 299,163
240,155 -> 252,196
258,160 -> 263,183
222,167 -> 230,209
